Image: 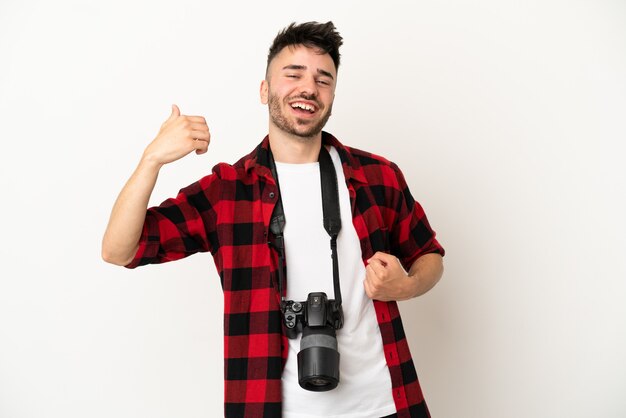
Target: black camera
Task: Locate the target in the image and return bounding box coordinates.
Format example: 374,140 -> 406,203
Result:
282,292 -> 344,391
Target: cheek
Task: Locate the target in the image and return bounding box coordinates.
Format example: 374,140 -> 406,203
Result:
275,81 -> 301,96
268,87 -> 284,102
321,93 -> 335,108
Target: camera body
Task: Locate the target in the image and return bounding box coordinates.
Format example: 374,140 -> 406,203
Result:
281,292 -> 344,391
282,292 -> 343,339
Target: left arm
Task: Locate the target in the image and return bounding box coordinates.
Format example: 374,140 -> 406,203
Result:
364,252 -> 444,301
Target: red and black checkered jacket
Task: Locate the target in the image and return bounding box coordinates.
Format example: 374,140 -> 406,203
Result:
126,132 -> 444,418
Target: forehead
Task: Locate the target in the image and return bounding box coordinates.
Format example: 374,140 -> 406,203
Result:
268,44 -> 336,76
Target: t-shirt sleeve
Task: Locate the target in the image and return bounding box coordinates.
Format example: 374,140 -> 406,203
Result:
125,174 -> 219,269
389,162 -> 445,271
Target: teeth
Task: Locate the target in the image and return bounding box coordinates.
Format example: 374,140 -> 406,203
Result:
291,102 -> 315,112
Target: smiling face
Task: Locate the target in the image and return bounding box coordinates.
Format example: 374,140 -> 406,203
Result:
260,44 -> 337,140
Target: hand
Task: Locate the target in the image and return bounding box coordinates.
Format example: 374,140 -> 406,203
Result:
363,252 -> 418,301
142,104 -> 210,166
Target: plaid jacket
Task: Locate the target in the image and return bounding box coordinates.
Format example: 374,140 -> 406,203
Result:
126,132 -> 444,418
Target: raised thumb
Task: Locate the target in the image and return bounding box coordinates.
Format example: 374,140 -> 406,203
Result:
168,104 -> 180,120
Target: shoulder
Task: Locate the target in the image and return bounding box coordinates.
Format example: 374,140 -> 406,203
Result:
200,145 -> 259,185
343,144 -> 394,167
340,144 -> 406,190
326,131 -> 400,175
177,149 -> 256,200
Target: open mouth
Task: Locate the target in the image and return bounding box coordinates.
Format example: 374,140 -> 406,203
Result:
290,101 -> 318,115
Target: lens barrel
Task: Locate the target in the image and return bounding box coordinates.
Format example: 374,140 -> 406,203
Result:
297,326 -> 340,391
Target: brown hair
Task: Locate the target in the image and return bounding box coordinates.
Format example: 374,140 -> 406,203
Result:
266,21 -> 343,74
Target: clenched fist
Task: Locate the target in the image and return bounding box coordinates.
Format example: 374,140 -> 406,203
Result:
142,104 -> 210,166
364,251 -> 418,301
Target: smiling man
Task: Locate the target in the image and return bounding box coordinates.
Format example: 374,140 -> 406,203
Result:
102,22 -> 444,418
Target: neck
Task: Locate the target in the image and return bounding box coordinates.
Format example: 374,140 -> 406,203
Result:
268,126 -> 323,163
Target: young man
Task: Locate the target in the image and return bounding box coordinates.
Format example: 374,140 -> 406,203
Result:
102,21 -> 444,418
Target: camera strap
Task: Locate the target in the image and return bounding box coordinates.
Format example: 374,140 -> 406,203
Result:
268,144 -> 343,307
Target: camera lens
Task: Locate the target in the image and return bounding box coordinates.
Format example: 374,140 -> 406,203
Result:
297,326 -> 340,392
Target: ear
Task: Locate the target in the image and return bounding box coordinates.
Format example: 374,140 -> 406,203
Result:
260,80 -> 269,104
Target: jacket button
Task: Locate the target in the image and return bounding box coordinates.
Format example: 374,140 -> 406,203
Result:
269,192 -> 275,199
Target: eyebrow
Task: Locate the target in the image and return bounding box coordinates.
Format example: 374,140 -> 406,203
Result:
282,65 -> 335,80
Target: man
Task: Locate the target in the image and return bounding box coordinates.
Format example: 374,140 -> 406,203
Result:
102,21 -> 444,418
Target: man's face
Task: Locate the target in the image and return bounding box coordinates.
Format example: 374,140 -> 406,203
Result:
261,45 -> 337,139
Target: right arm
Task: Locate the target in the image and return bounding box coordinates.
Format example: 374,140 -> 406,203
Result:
101,104 -> 210,266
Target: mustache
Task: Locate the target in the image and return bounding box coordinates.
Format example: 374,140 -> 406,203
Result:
288,93 -> 322,108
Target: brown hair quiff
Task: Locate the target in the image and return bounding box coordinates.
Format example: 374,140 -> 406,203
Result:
266,21 -> 343,74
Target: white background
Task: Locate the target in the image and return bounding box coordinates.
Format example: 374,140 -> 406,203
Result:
1,1 -> 625,417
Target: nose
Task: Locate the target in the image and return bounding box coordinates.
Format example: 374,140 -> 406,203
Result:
297,74 -> 318,98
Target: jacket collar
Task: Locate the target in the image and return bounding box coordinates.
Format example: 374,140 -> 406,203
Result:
245,131 -> 367,184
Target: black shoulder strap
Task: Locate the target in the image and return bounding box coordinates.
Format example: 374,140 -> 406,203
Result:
268,150 -> 285,237
318,146 -> 342,306
319,146 -> 342,237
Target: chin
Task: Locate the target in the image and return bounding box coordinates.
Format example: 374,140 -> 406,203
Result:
293,126 -> 323,139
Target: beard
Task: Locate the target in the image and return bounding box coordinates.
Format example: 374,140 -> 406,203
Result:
268,91 -> 333,139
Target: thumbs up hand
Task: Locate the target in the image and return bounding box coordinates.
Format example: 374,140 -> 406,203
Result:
142,104 -> 211,167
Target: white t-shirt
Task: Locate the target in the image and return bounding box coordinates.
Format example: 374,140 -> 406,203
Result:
276,146 -> 397,418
